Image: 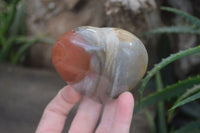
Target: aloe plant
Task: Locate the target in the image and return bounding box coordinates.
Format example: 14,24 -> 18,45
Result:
135,75 -> 200,113
143,7 -> 200,36
168,84 -> 200,121
156,72 -> 167,133
139,45 -> 200,102
0,0 -> 55,64
173,120 -> 200,133
138,6 -> 200,133
170,85 -> 200,111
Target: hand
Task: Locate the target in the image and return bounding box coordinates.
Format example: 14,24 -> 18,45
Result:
36,86 -> 134,133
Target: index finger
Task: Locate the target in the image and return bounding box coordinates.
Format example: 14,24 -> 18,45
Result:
36,86 -> 81,133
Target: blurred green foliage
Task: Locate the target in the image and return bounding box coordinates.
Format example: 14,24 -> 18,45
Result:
0,0 -> 54,64
137,7 -> 200,133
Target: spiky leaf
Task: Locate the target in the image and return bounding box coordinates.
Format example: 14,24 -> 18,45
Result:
170,91 -> 200,111
162,7 -> 200,29
143,26 -> 200,35
173,120 -> 200,133
134,75 -> 200,113
168,84 -> 200,121
139,45 -> 200,102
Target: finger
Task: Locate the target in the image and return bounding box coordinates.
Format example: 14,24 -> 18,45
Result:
95,99 -> 118,133
111,92 -> 134,133
36,86 -> 81,133
69,97 -> 102,133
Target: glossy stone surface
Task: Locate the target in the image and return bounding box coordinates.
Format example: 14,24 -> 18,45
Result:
52,26 -> 148,103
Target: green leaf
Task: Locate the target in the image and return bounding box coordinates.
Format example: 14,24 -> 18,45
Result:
12,38 -> 39,64
39,37 -> 56,45
173,120 -> 200,133
180,102 -> 200,119
9,0 -> 26,36
0,35 -> 55,62
168,84 -> 200,121
143,26 -> 200,35
0,12 -> 5,30
134,75 -> 200,113
0,1 -> 7,29
0,33 -> 6,46
162,7 -> 200,29
156,72 -> 167,133
11,36 -> 55,64
170,91 -> 200,111
139,45 -> 200,103
145,110 -> 156,133
177,84 -> 200,101
0,37 -> 17,60
2,0 -> 21,36
0,36 -> 29,60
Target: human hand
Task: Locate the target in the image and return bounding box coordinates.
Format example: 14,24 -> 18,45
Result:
36,86 -> 134,133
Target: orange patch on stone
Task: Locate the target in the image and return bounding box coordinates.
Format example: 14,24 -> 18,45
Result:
52,30 -> 90,84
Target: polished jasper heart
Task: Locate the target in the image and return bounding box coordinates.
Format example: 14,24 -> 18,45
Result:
52,26 -> 148,103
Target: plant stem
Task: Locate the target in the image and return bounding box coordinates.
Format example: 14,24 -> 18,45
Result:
156,72 -> 167,133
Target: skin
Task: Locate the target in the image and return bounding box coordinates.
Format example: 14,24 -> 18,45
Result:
35,86 -> 134,133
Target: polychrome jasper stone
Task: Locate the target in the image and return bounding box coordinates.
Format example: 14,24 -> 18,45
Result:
52,26 -> 148,103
